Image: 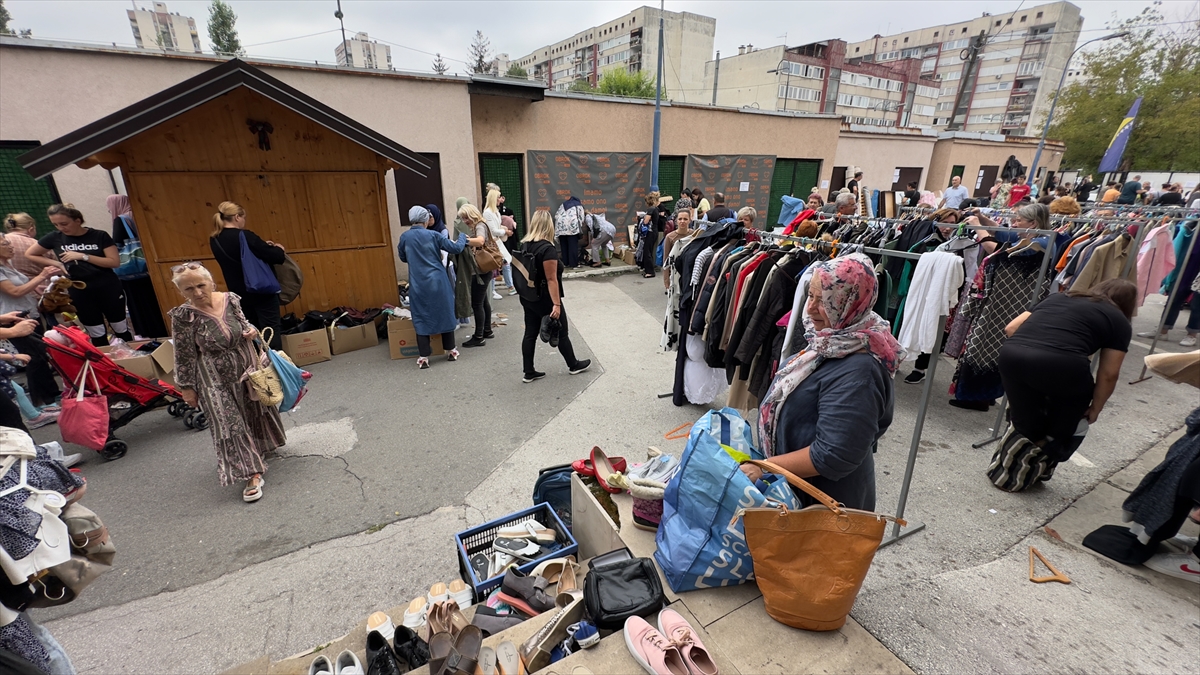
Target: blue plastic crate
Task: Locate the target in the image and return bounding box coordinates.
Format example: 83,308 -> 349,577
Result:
455,502 -> 578,603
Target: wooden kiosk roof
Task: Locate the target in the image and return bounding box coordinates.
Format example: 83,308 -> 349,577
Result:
19,58 -> 429,180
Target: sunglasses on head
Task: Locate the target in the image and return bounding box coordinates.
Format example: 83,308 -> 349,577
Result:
170,261 -> 203,273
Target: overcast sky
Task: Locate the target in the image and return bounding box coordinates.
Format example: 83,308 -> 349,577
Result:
5,0 -> 1194,74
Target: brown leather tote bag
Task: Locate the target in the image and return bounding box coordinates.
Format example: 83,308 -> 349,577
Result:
737,460 -> 904,631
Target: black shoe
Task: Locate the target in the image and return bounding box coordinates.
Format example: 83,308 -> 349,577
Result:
569,359 -> 591,375
523,371 -> 546,383
949,398 -> 990,412
903,370 -> 925,384
366,630 -> 401,675
482,331 -> 496,339
462,336 -> 487,348
393,625 -> 430,669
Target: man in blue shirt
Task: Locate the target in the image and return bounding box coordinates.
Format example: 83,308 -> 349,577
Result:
940,175 -> 970,209
1117,174 -> 1142,204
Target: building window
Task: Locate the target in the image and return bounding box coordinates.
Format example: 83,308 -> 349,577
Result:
1006,18 -> 1012,24
855,47 -> 860,53
1036,11 -> 1043,18
934,31 -> 939,37
779,85 -> 822,102
950,29 -> 955,36
904,37 -> 909,43
1020,15 -> 1027,22
995,20 -> 1001,26
892,40 -> 897,46
961,26 -> 967,32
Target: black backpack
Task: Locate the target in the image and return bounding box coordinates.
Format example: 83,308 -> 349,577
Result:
511,242 -> 547,303
532,463 -> 573,531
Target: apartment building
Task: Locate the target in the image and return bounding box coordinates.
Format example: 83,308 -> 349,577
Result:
127,2 -> 201,53
702,40 -> 942,129
510,6 -> 715,103
844,0 -> 1082,135
335,32 -> 392,70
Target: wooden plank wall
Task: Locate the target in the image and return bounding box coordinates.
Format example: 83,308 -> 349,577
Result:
113,88 -> 399,324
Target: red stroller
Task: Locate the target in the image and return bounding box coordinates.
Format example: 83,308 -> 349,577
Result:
42,326 -> 204,460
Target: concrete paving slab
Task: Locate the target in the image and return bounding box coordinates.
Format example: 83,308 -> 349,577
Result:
855,531 -> 1199,675
1105,426 -> 1183,492
1044,481 -> 1200,603
705,596 -> 913,675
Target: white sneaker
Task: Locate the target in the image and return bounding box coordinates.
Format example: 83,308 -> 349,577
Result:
334,650 -> 364,675
1137,330 -> 1166,338
1181,335 -> 1198,347
60,453 -> 83,468
366,611 -> 395,642
1143,551 -> 1200,583
1162,535 -> 1199,555
492,291 -> 503,300
308,655 -> 334,675
402,597 -> 427,630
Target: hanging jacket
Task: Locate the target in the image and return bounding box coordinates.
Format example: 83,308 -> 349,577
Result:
1070,234 -> 1137,293
1135,224 -> 1176,306
1001,156 -> 1024,181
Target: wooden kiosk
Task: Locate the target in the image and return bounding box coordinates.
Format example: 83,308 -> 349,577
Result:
20,58 -> 428,324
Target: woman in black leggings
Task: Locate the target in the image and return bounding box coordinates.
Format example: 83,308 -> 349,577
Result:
990,279 -> 1136,489
458,204 -> 494,349
28,204 -> 133,347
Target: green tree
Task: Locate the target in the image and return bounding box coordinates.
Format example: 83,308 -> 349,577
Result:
505,63 -> 528,79
1048,6 -> 1199,172
597,68 -> 658,99
207,0 -> 243,56
0,0 -> 11,34
468,30 -> 492,74
568,79 -> 597,94
432,53 -> 449,75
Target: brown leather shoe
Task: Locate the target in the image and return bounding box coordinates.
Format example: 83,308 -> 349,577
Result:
428,600 -> 470,639
495,569 -> 555,617
428,625 -> 482,675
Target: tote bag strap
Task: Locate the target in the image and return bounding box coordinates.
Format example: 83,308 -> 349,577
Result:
118,216 -> 137,240
74,360 -> 102,400
742,460 -> 843,514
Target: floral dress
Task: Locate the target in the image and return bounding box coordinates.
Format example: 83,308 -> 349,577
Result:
169,293 -> 285,486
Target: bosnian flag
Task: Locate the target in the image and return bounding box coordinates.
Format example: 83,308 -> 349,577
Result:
1098,97 -> 1142,172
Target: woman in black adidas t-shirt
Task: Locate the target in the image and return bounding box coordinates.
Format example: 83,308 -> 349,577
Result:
28,204 -> 133,346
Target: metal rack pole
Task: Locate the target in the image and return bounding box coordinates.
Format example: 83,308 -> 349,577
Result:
880,314 -> 947,548
1131,225 -> 1199,384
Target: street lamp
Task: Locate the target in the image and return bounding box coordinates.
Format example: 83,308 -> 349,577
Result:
768,57 -> 793,112
1026,31 -> 1129,187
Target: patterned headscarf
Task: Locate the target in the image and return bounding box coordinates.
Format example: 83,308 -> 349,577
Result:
674,196 -> 694,214
758,253 -> 905,457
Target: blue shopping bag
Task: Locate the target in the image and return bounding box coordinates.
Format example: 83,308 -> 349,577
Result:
266,347 -> 309,412
240,231 -> 281,295
654,408 -> 800,593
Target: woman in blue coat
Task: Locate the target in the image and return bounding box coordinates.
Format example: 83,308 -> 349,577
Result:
398,205 -> 468,369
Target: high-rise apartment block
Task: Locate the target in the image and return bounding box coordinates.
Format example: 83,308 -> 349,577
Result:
704,0 -> 1081,136
335,32 -> 392,70
127,2 -> 201,53
511,6 -> 715,103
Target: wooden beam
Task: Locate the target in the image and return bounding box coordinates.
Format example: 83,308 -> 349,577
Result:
74,151 -> 126,171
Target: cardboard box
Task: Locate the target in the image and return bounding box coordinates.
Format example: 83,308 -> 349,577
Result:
387,317 -> 443,360
327,323 -> 379,355
621,249 -> 636,266
281,329 -> 332,366
100,339 -> 174,384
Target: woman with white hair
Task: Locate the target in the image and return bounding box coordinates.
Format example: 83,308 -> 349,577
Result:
169,262 -> 286,503
397,205 -> 469,369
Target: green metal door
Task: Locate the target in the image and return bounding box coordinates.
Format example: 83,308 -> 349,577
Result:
768,159 -> 822,227
479,154 -> 526,237
0,142 -> 62,236
657,156 -> 685,203
950,165 -> 965,186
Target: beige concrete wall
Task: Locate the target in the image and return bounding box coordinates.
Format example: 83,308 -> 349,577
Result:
471,94 -> 841,208
702,46 -> 787,110
834,131 -> 937,191
0,41 -> 476,279
926,135 -> 1064,194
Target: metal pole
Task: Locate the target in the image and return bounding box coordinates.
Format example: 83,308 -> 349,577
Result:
711,50 -> 720,106
881,313 -> 948,547
783,67 -> 791,112
1132,227 -> 1198,384
649,0 -> 665,192
334,0 -> 348,67
1027,32 -> 1129,187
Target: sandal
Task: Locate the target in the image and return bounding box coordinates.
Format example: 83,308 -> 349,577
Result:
642,273 -> 655,279
243,475 -> 264,503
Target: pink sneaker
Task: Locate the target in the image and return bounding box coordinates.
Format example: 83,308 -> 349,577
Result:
624,616 -> 688,675
658,608 -> 718,675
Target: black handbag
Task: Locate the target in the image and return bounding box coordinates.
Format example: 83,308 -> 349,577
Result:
583,556 -> 665,632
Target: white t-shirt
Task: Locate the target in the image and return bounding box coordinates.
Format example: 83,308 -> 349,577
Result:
943,185 -> 970,208
0,264 -> 40,318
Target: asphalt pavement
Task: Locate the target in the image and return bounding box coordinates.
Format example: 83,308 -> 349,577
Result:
30,275 -> 1200,674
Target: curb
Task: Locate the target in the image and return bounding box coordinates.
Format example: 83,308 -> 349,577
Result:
563,265 -> 642,281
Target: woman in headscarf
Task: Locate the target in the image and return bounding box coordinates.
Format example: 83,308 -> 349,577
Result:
397,206 -> 468,369
743,253 -> 903,510
425,203 -> 447,235
106,194 -> 167,337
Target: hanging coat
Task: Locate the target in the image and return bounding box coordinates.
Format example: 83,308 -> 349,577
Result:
1001,156 -> 1024,181
398,227 -> 468,335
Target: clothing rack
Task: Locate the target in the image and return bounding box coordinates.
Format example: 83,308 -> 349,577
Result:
1131,220 -> 1199,385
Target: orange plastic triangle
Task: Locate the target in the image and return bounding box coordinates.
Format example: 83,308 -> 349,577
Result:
1029,546 -> 1071,584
